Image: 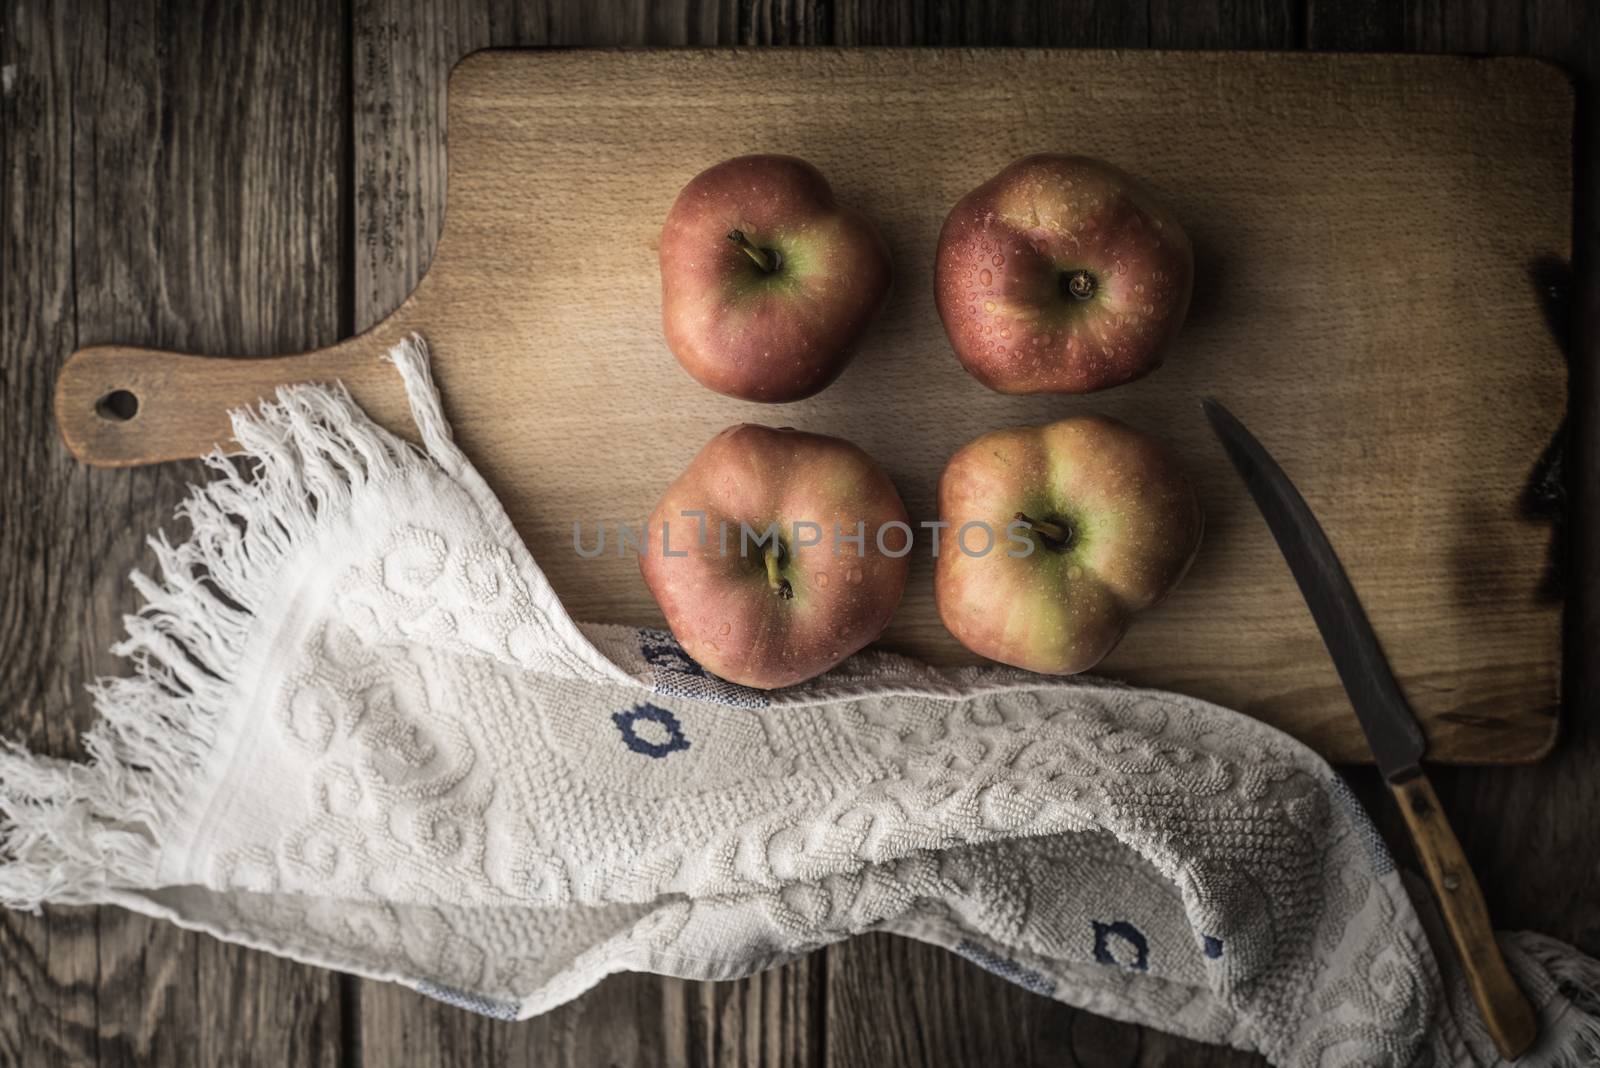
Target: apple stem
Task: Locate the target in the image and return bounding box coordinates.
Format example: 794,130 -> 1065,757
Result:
1014,512 -> 1072,549
764,542 -> 794,599
1064,270 -> 1097,301
728,229 -> 779,273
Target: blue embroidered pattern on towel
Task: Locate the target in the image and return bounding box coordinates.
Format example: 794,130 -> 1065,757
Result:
954,939 -> 1058,997
415,979 -> 521,1021
1092,920 -> 1150,973
637,628 -> 770,710
612,703 -> 692,759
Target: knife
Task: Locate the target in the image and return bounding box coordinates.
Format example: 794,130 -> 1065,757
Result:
1203,399 -> 1538,1060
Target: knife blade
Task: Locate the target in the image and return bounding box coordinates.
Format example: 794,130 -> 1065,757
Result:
1202,399 -> 1537,1059
1201,399 -> 1426,782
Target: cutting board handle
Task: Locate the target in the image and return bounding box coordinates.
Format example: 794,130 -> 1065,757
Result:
54,329 -> 414,467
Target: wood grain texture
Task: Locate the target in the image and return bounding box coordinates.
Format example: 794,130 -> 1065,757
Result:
5,3 -> 1596,1068
0,7 -> 103,1065
1390,773 -> 1538,1059
71,0 -> 350,1060
55,46 -> 1570,766
2,1 -> 348,1066
360,966 -> 824,1067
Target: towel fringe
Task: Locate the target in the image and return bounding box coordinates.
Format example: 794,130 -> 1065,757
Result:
1508,931 -> 1600,1068
0,338 -> 440,911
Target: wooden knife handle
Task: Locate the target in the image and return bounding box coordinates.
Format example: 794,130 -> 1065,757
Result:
53,332 -> 411,467
1391,773 -> 1538,1059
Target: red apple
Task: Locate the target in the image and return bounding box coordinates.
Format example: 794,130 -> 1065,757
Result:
935,416 -> 1201,674
641,424 -> 910,689
659,155 -> 892,402
935,154 -> 1193,394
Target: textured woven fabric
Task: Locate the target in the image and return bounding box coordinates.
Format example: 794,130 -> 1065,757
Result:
1,339 -> 1595,1066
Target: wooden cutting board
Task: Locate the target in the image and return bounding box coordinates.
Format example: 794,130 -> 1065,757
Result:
54,49 -> 1571,764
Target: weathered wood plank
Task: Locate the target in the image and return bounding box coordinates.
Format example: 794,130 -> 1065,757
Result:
354,0 -> 492,330
833,0 -> 1152,46
1,4 -> 122,1065
358,961 -> 825,1067
2,0 -> 351,1064
1149,0 -> 1303,48
76,0 -> 348,1060
1303,0 -> 1404,50
828,932 -> 1085,1066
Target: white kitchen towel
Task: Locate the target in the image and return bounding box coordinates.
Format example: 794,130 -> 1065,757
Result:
1,337 -> 1595,1067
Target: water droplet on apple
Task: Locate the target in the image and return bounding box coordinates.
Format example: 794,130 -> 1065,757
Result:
815,571 -> 830,588
1116,261 -> 1128,275
719,622 -> 732,636
991,254 -> 1004,267
846,567 -> 864,586
1134,283 -> 1144,294
1143,303 -> 1155,315
984,301 -> 996,313
978,269 -> 992,286
999,328 -> 1010,339
707,639 -> 721,652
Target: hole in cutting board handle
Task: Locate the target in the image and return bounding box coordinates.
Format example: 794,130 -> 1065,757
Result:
95,389 -> 140,422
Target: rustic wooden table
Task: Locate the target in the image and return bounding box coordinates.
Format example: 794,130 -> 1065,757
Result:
3,2 -> 1596,1066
